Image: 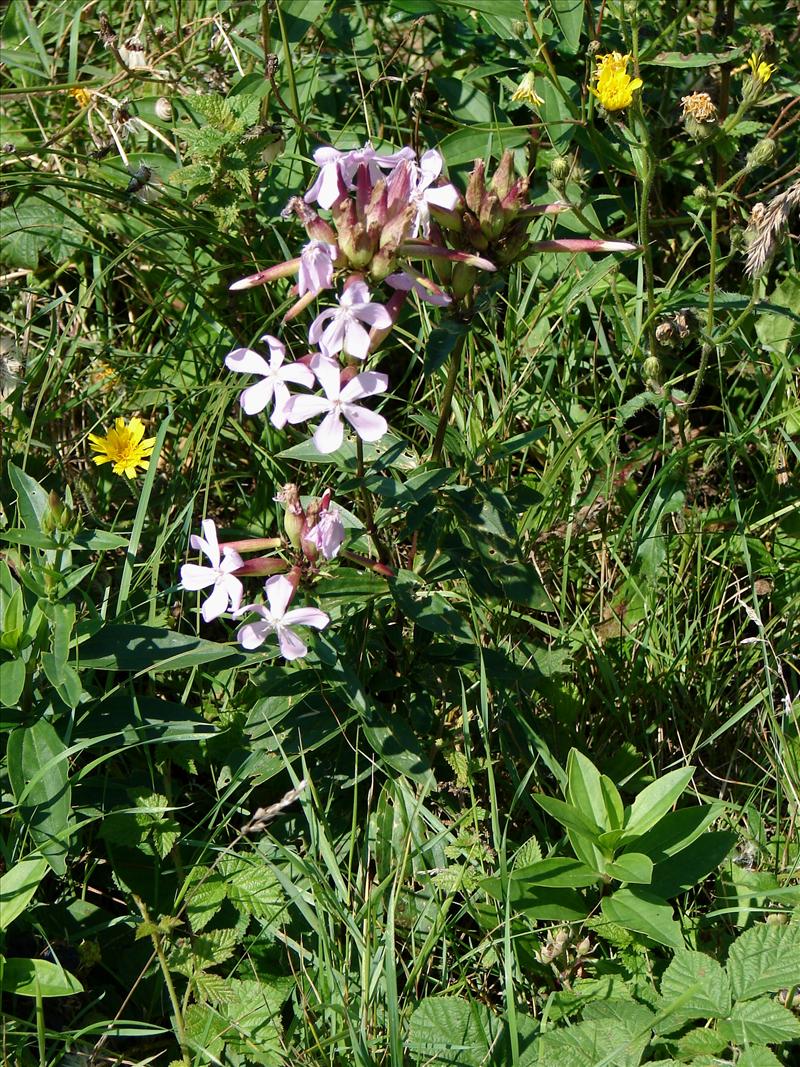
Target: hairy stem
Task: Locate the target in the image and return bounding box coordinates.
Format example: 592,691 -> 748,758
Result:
134,898 -> 190,1067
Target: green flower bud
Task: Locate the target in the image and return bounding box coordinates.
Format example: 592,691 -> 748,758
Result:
745,137 -> 776,171
549,156 -> 571,183
643,355 -> 662,385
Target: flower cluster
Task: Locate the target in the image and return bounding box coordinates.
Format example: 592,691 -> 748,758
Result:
590,52 -> 643,112
178,140 -> 637,659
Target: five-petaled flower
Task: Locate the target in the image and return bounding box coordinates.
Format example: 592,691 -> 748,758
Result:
305,490 -> 346,560
88,416 -> 156,479
286,353 -> 388,454
225,335 -> 315,428
406,149 -> 462,237
304,143 -> 416,210
236,573 -> 329,660
590,52 -> 643,112
181,519 -> 245,622
309,278 -> 392,360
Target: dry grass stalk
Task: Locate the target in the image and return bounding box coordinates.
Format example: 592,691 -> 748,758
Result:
745,178 -> 800,277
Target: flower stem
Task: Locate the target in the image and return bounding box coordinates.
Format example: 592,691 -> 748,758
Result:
431,332 -> 466,465
686,201 -> 719,407
356,436 -> 390,564
134,897 -> 190,1067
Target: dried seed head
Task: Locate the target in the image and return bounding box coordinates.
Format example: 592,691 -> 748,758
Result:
680,92 -> 717,123
745,179 -> 800,277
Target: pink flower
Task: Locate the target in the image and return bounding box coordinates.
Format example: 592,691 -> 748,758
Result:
180,519 -> 244,622
408,149 -> 461,236
225,335 -> 315,428
306,492 -> 345,560
298,240 -> 337,297
236,574 -> 329,660
304,143 -> 416,209
285,354 -> 388,454
309,278 -> 392,360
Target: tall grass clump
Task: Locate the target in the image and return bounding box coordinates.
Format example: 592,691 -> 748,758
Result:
1,1 -> 799,1065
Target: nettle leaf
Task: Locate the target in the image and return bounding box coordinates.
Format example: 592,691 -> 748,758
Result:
727,922 -> 800,1001
531,1015 -> 649,1067
717,998 -> 800,1045
219,855 -> 287,926
654,950 -> 732,1034
183,866 -> 227,933
185,93 -> 237,130
407,996 -> 500,1066
219,977 -> 292,1055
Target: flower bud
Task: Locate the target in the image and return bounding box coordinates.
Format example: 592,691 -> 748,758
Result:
465,159 -> 487,214
276,483 -> 304,551
643,355 -> 662,385
692,184 -> 714,204
745,137 -> 776,171
490,150 -> 515,201
451,262 -> 476,299
549,155 -> 571,183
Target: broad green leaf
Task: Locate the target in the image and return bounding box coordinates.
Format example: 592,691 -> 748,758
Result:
532,793 -> 603,841
624,767 -> 695,837
727,922 -> 800,1001
79,625 -> 244,672
0,856 -> 48,930
183,866 -> 227,933
0,658 -> 25,708
655,950 -> 731,1033
483,857 -> 597,896
438,124 -> 531,167
217,976 -> 293,1056
631,804 -> 721,860
425,319 -> 469,376
601,888 -> 684,950
509,885 -> 589,922
668,1026 -> 727,1058
0,955 -> 83,997
738,1047 -> 785,1067
649,831 -> 736,898
7,719 -> 72,876
407,996 -> 500,1066
8,463 -> 49,532
717,998 -> 800,1045
551,0 -> 583,53
529,1016 -> 649,1067
600,775 -> 625,830
219,856 -> 287,926
646,48 -> 743,68
605,853 -> 653,885
567,749 -> 612,832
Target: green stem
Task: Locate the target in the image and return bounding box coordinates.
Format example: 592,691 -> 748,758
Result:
431,333 -> 467,465
135,898 -> 191,1067
686,201 -> 719,407
356,436 -> 390,564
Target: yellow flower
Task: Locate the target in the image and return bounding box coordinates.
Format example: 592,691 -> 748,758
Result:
88,417 -> 156,479
747,52 -> 775,85
69,86 -> 92,109
511,71 -> 544,108
590,52 -> 642,111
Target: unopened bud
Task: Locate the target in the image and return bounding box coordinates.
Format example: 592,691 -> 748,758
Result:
643,355 -> 662,384
277,483 -> 304,551
692,184 -> 714,204
511,18 -> 526,37
155,97 -> 173,121
465,159 -> 487,215
745,137 -> 776,171
451,262 -> 476,299
549,156 -> 571,183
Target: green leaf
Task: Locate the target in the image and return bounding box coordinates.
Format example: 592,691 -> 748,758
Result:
738,1047 -> 785,1067
7,719 -> 72,876
649,831 -> 736,899
438,124 -> 532,166
605,853 -> 654,885
183,866 -> 227,933
601,888 -> 684,950
656,950 -> 732,1033
645,48 -> 743,68
0,955 -> 83,997
624,767 -> 695,838
532,793 -> 603,841
717,998 -> 800,1045
631,804 -> 721,860
217,977 -> 292,1055
425,319 -> 468,376
219,855 -> 287,926
0,658 -> 25,708
79,625 -> 243,672
8,463 -> 49,532
483,857 -> 598,896
567,749 -> 613,832
407,996 -> 500,1066
551,0 -> 583,53
727,922 -> 800,1001
506,884 -> 589,922
0,856 -> 48,931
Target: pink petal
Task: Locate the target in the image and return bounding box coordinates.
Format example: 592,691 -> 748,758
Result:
240,377 -> 275,416
320,316 -> 347,357
277,625 -> 308,660
200,520 -> 220,567
317,164 -> 344,210
530,238 -> 639,253
343,319 -> 371,360
425,184 -> 461,211
314,409 -> 344,453
225,348 -> 272,377
342,278 -> 370,306
343,404 -> 387,443
237,620 -> 272,650
201,581 -> 231,623
222,574 -> 244,614
283,607 -> 330,630
309,307 -> 336,345
265,573 -> 294,618
284,394 -> 332,424
220,548 -> 245,574
263,335 -> 286,368
180,563 -> 217,591
354,303 -> 392,328
341,371 -> 388,402
309,354 -> 342,400
279,361 -> 316,387
270,380 -> 292,429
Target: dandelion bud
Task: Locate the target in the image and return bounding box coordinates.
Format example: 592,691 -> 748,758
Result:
549,156 -> 571,184
692,184 -> 714,204
643,355 -> 662,385
155,97 -> 173,121
742,52 -> 776,106
745,137 -> 776,171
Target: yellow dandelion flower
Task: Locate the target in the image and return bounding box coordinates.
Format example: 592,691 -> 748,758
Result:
88,416 -> 156,479
593,52 -> 631,82
511,71 -> 544,108
747,52 -> 775,85
69,86 -> 92,109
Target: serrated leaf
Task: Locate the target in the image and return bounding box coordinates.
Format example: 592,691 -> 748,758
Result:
655,950 -> 731,1033
717,997 -> 800,1045
407,996 -> 500,1065
737,1047 -> 785,1067
193,971 -> 237,1005
512,835 -> 543,869
220,855 -> 286,926
727,921 -> 800,1001
669,1025 -> 727,1058
184,866 -> 227,932
219,977 -> 291,1054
